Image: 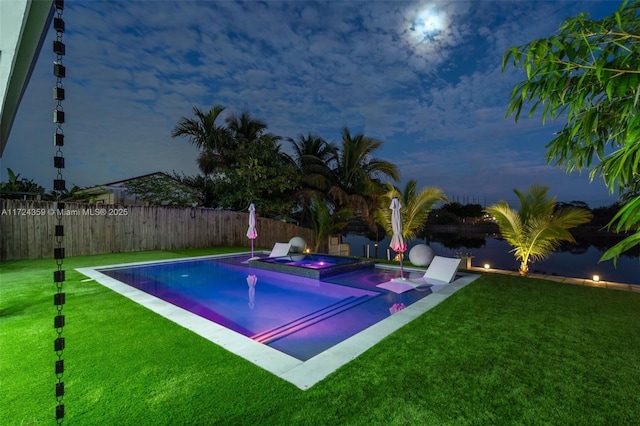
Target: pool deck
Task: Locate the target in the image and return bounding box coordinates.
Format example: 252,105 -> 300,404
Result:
76,254 -> 481,390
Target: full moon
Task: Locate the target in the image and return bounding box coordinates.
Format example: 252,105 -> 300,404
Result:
413,5 -> 446,40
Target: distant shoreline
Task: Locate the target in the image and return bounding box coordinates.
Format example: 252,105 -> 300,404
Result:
425,224 -> 631,238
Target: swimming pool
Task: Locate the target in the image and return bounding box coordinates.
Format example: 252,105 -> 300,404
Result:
78,253 -> 479,389
97,254 -> 430,360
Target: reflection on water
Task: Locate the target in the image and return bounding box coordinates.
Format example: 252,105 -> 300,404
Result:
429,232 -> 488,250
247,274 -> 257,310
342,233 -> 640,285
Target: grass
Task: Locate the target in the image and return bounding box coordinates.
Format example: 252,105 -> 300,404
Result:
2,248 -> 640,425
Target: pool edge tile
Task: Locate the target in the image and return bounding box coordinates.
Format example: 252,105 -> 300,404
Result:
76,259 -> 481,391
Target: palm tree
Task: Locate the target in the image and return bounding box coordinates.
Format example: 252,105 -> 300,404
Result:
171,105 -> 229,175
287,132 -> 337,217
485,184 -> 593,276
287,133 -> 337,193
225,111 -> 268,143
306,195 -> 352,252
374,180 -> 448,242
329,127 -> 400,229
224,111 -> 284,169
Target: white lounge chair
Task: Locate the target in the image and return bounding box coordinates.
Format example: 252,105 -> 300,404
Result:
269,242 -> 291,257
377,255 -> 462,293
394,255 -> 461,286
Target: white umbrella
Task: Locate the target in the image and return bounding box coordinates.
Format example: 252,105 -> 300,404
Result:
389,197 -> 407,278
247,203 -> 258,259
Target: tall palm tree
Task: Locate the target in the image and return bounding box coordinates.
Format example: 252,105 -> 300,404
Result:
374,179 -> 448,242
171,105 -> 229,175
224,111 -> 284,166
485,184 -> 593,276
329,127 -> 400,228
287,133 -> 337,194
286,133 -> 338,227
225,111 -> 267,143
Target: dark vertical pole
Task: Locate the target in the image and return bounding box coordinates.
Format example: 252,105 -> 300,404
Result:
52,0 -> 66,423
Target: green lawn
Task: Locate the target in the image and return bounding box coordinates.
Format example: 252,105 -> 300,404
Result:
2,248 -> 640,425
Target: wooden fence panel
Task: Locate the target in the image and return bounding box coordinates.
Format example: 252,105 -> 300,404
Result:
0,199 -> 314,261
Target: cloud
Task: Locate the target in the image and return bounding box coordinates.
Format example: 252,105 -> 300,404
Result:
2,0 -> 620,208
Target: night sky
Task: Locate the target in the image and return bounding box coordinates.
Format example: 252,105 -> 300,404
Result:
1,0 -> 624,207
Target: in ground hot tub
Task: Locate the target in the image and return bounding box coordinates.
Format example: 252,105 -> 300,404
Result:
248,253 -> 374,279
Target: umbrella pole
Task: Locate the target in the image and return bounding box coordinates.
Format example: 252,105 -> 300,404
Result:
251,239 -> 254,258
400,253 -> 404,278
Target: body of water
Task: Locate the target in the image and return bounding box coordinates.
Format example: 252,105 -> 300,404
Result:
343,233 -> 640,286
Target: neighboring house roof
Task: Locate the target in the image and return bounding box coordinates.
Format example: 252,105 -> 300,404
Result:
77,172 -> 179,192
101,171 -> 183,187
76,172 -> 201,206
1,0 -> 53,155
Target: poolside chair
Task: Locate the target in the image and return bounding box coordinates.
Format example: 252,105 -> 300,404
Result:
393,255 -> 461,287
377,255 -> 462,293
269,242 -> 291,257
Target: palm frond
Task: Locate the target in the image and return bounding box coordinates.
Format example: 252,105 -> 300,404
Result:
486,184 -> 592,275
485,202 -> 524,247
376,180 -> 447,243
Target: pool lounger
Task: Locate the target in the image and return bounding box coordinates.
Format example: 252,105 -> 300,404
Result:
377,255 -> 462,294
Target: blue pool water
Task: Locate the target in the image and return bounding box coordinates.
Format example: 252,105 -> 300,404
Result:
98,254 -> 431,361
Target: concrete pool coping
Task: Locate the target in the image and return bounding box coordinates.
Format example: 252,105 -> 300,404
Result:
76,253 -> 480,390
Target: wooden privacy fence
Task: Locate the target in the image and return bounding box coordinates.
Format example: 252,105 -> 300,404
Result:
0,199 -> 314,261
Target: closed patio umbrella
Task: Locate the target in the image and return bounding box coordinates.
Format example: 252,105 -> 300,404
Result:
389,197 -> 407,278
247,203 -> 258,259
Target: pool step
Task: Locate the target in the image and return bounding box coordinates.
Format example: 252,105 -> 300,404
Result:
252,295 -> 372,344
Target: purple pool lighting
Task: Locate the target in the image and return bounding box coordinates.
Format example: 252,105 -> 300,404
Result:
97,254 -> 432,361
249,253 -> 374,279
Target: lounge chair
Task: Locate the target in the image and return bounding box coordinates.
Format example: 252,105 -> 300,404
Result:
269,242 -> 291,257
377,255 -> 462,293
400,256 -> 462,285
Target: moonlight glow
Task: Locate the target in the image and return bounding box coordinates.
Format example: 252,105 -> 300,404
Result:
412,5 -> 447,40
